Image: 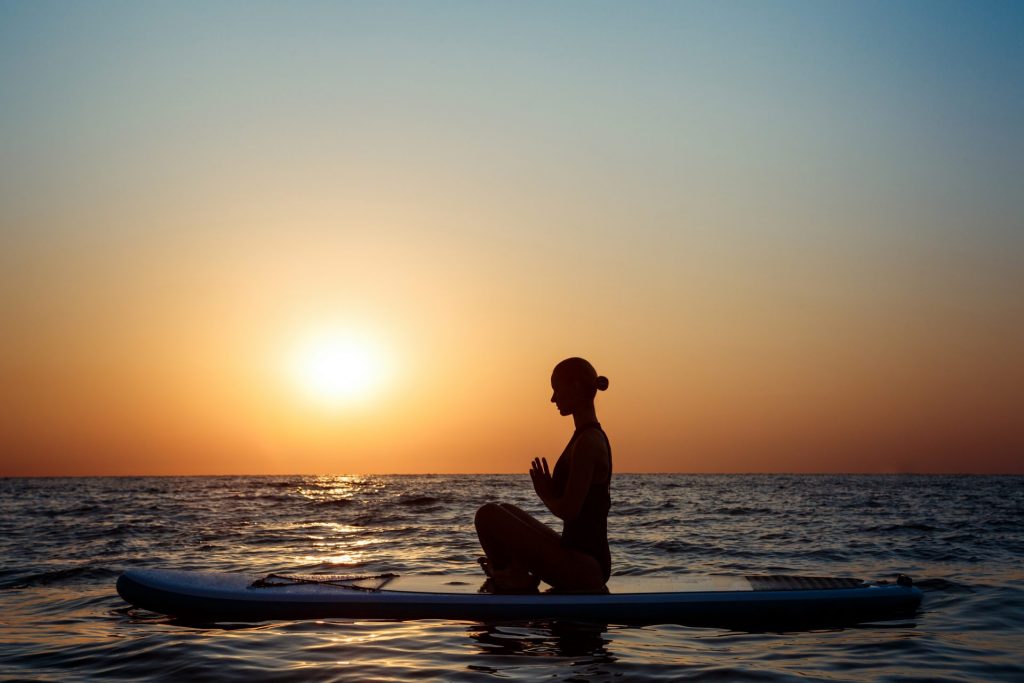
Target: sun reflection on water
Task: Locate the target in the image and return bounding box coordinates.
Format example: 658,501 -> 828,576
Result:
294,475 -> 386,502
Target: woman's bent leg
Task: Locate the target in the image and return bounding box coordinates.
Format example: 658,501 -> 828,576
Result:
474,503 -> 548,573
474,503 -> 605,590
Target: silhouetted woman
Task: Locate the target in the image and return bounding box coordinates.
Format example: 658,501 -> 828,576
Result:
475,357 -> 612,592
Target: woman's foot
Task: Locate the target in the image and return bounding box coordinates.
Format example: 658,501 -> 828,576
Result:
477,557 -> 539,593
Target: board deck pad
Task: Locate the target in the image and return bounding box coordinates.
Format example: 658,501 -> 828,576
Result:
745,575 -> 867,591
328,573 -> 758,594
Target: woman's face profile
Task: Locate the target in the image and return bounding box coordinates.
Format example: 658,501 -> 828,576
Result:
550,374 -> 583,416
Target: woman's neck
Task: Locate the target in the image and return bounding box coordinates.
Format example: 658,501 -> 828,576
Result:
572,405 -> 599,430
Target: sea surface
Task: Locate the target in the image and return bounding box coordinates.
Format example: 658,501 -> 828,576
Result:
1,474 -> 1022,682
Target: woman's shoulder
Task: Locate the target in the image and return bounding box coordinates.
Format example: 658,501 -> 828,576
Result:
571,428 -> 610,457
570,428 -> 611,482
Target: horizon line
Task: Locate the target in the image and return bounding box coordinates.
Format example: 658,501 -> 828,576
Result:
3,471 -> 1021,478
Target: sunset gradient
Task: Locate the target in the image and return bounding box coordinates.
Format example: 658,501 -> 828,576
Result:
2,2 -> 1022,475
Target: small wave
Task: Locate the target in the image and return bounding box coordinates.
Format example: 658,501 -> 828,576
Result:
710,506 -> 773,516
610,567 -> 672,576
644,539 -> 736,556
352,512 -> 404,526
228,493 -> 298,503
796,548 -> 850,562
862,523 -> 940,533
313,499 -> 354,508
30,503 -> 106,518
914,578 -> 975,593
399,496 -> 442,507
0,565 -> 119,590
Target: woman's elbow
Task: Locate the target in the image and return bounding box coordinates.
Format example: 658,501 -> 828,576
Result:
558,504 -> 582,523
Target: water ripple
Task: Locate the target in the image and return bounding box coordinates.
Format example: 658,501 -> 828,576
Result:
0,474 -> 1021,682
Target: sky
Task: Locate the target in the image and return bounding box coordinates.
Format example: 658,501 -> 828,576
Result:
1,1 -> 1022,475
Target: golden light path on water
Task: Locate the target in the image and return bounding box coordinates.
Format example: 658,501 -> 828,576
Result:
276,476 -> 388,568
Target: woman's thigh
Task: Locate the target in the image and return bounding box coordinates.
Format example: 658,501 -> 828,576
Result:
493,503 -> 561,542
477,503 -> 560,549
477,504 -> 604,589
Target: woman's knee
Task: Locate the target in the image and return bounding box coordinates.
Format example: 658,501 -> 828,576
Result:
474,502 -> 501,531
495,502 -> 526,516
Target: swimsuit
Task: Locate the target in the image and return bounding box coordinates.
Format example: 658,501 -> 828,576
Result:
551,422 -> 612,582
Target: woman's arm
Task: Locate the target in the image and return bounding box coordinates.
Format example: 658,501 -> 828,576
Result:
530,431 -> 602,521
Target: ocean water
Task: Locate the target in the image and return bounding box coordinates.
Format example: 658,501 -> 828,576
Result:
1,474 -> 1021,682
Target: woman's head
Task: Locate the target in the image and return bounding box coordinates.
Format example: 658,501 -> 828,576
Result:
550,357 -> 609,416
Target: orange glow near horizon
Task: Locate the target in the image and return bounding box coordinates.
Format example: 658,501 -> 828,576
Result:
1,217 -> 1022,475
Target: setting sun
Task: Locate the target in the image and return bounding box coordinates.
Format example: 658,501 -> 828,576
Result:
289,330 -> 390,407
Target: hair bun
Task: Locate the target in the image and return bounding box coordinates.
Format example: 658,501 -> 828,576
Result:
595,375 -> 609,391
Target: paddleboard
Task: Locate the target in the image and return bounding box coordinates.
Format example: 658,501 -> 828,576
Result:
116,569 -> 922,627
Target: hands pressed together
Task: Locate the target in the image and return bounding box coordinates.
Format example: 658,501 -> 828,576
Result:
530,457 -> 553,501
